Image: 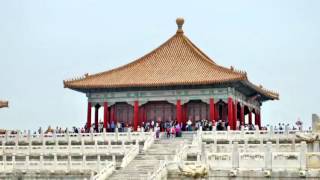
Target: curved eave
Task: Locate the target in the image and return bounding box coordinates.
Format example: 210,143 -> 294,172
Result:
241,80 -> 279,101
64,76 -> 247,91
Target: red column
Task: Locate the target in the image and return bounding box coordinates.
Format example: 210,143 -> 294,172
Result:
255,110 -> 259,129
248,111 -> 252,125
87,102 -> 92,130
214,103 -> 219,121
240,105 -> 245,126
233,101 -> 238,130
228,97 -> 234,130
133,101 -> 139,131
258,111 -> 261,129
94,105 -> 100,131
103,102 -> 109,130
176,99 -> 182,124
209,98 -> 215,125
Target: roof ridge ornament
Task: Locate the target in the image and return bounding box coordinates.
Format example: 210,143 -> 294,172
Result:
176,17 -> 184,33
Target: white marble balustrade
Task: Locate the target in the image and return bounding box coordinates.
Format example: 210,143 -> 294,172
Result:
0,131 -> 153,145
205,141 -> 319,171
205,143 -> 305,153
0,154 -> 114,174
201,128 -> 313,142
0,144 -> 134,156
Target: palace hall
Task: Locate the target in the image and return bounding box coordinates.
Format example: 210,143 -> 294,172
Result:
64,18 -> 279,131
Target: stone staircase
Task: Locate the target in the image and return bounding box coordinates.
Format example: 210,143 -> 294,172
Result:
108,132 -> 194,180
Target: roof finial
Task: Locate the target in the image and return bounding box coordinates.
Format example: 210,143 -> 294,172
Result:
176,17 -> 184,33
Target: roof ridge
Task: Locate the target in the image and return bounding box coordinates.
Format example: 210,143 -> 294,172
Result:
65,33 -> 180,85
181,35 -> 216,64
181,34 -> 247,78
64,31 -> 247,87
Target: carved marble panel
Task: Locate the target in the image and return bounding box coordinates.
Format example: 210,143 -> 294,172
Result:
239,153 -> 265,169
207,153 -> 233,170
306,153 -> 320,169
272,152 -> 300,169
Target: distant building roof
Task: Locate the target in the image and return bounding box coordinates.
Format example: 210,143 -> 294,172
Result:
0,101 -> 8,108
64,18 -> 279,100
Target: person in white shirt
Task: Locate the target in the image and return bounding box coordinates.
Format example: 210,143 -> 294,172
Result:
187,119 -> 192,131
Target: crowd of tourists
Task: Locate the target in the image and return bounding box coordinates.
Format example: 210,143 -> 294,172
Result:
25,119 -> 308,136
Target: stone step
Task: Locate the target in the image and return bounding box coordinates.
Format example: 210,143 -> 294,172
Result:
109,134 -> 194,180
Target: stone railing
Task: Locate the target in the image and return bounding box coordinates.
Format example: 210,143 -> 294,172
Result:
148,160 -> 167,180
90,161 -> 115,180
205,142 -> 314,153
174,144 -> 188,162
1,144 -> 133,156
0,155 -> 113,174
120,145 -> 139,168
205,141 -> 319,172
0,131 -> 153,144
201,128 -> 314,142
143,132 -> 155,151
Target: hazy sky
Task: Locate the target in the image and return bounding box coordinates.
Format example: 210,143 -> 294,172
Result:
0,0 -> 319,131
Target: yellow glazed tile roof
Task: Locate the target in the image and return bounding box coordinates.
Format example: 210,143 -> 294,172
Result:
64,18 -> 279,100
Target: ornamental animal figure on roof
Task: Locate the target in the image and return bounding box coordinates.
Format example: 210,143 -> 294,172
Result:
64,18 -> 279,132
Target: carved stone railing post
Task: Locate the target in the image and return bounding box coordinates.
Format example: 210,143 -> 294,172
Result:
94,139 -> 98,154
67,155 -> 71,172
90,128 -> 94,142
121,140 -> 125,151
268,126 -> 273,140
232,141 -> 239,169
27,130 -> 31,144
300,141 -> 307,170
240,127 -> 244,139
108,140 -> 111,150
291,138 -> 296,152
259,138 -> 264,152
26,155 -> 30,171
4,130 -> 9,143
97,155 -> 101,171
82,155 -> 86,170
285,125 -> 289,139
128,129 -> 131,142
115,128 -> 119,142
15,131 -> 19,147
313,140 -> 320,152
40,154 -> 43,170
12,154 -> 16,170
197,153 -> 201,162
244,139 -> 248,151
255,125 -> 260,137
265,142 -> 272,170
103,129 -> 107,143
276,137 -> 280,152
229,140 -> 232,152
41,129 -> 44,145
212,138 -> 217,153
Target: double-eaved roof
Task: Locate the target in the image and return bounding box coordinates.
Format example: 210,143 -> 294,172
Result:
64,18 -> 279,101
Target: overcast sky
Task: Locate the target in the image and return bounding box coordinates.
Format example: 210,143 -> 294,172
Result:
0,0 -> 319,131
